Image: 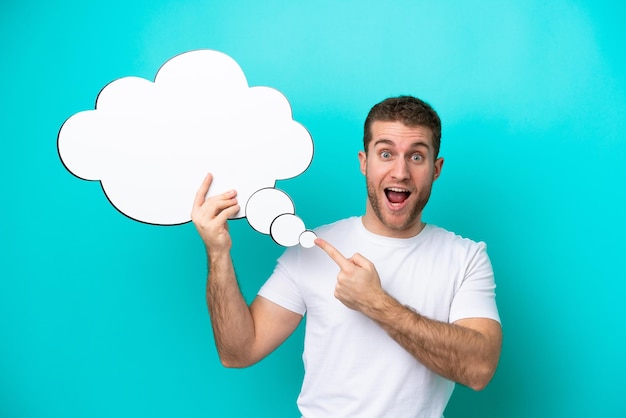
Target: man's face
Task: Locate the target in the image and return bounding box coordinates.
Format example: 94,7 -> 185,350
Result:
359,120 -> 444,238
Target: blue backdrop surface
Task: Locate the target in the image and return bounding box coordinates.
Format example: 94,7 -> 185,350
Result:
1,1 -> 625,417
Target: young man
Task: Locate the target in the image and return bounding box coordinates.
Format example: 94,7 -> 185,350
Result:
191,96 -> 502,417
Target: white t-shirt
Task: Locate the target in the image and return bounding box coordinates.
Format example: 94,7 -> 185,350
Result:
258,217 -> 499,418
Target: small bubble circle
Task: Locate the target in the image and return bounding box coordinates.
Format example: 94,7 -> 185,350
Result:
299,230 -> 317,248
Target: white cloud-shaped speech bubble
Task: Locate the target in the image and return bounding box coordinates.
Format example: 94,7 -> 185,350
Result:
57,49 -> 316,247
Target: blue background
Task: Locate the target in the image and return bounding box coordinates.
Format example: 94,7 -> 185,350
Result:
2,1 -> 625,417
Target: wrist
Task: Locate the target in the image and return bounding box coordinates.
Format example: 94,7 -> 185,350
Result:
207,246 -> 232,267
363,290 -> 397,319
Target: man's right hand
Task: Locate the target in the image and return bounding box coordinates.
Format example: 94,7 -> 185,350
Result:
191,174 -> 302,369
191,173 -> 240,256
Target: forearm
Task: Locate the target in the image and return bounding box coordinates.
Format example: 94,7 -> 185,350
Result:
206,250 -> 255,367
364,292 -> 500,390
313,238 -> 501,389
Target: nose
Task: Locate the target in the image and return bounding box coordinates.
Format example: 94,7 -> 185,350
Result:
391,158 -> 410,180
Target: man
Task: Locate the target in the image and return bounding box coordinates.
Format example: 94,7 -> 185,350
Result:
191,96 -> 502,417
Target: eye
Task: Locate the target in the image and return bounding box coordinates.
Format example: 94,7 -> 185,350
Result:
410,153 -> 424,162
380,151 -> 392,159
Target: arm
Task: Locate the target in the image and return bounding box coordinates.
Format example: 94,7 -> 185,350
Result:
360,293 -> 501,391
191,173 -> 302,368
315,238 -> 502,391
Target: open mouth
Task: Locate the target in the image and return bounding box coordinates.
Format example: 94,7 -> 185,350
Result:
384,187 -> 411,205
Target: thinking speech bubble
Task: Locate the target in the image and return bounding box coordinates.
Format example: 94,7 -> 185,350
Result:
58,49 -> 316,247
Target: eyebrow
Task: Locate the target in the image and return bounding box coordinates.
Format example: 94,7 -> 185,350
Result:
372,139 -> 432,150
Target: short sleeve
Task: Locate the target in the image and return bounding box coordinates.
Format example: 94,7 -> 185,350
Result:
448,242 -> 500,324
258,249 -> 307,316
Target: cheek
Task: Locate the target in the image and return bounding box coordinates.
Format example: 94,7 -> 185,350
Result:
364,165 -> 386,184
412,167 -> 435,186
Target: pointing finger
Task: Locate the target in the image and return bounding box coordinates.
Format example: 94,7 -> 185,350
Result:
315,238 -> 352,270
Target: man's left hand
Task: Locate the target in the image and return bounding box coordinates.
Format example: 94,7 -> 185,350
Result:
315,238 -> 386,312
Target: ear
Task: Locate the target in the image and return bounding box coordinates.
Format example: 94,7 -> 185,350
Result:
433,157 -> 444,180
358,151 -> 367,175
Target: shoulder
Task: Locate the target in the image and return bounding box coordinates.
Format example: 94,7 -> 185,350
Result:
423,224 -> 488,257
314,216 -> 359,235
